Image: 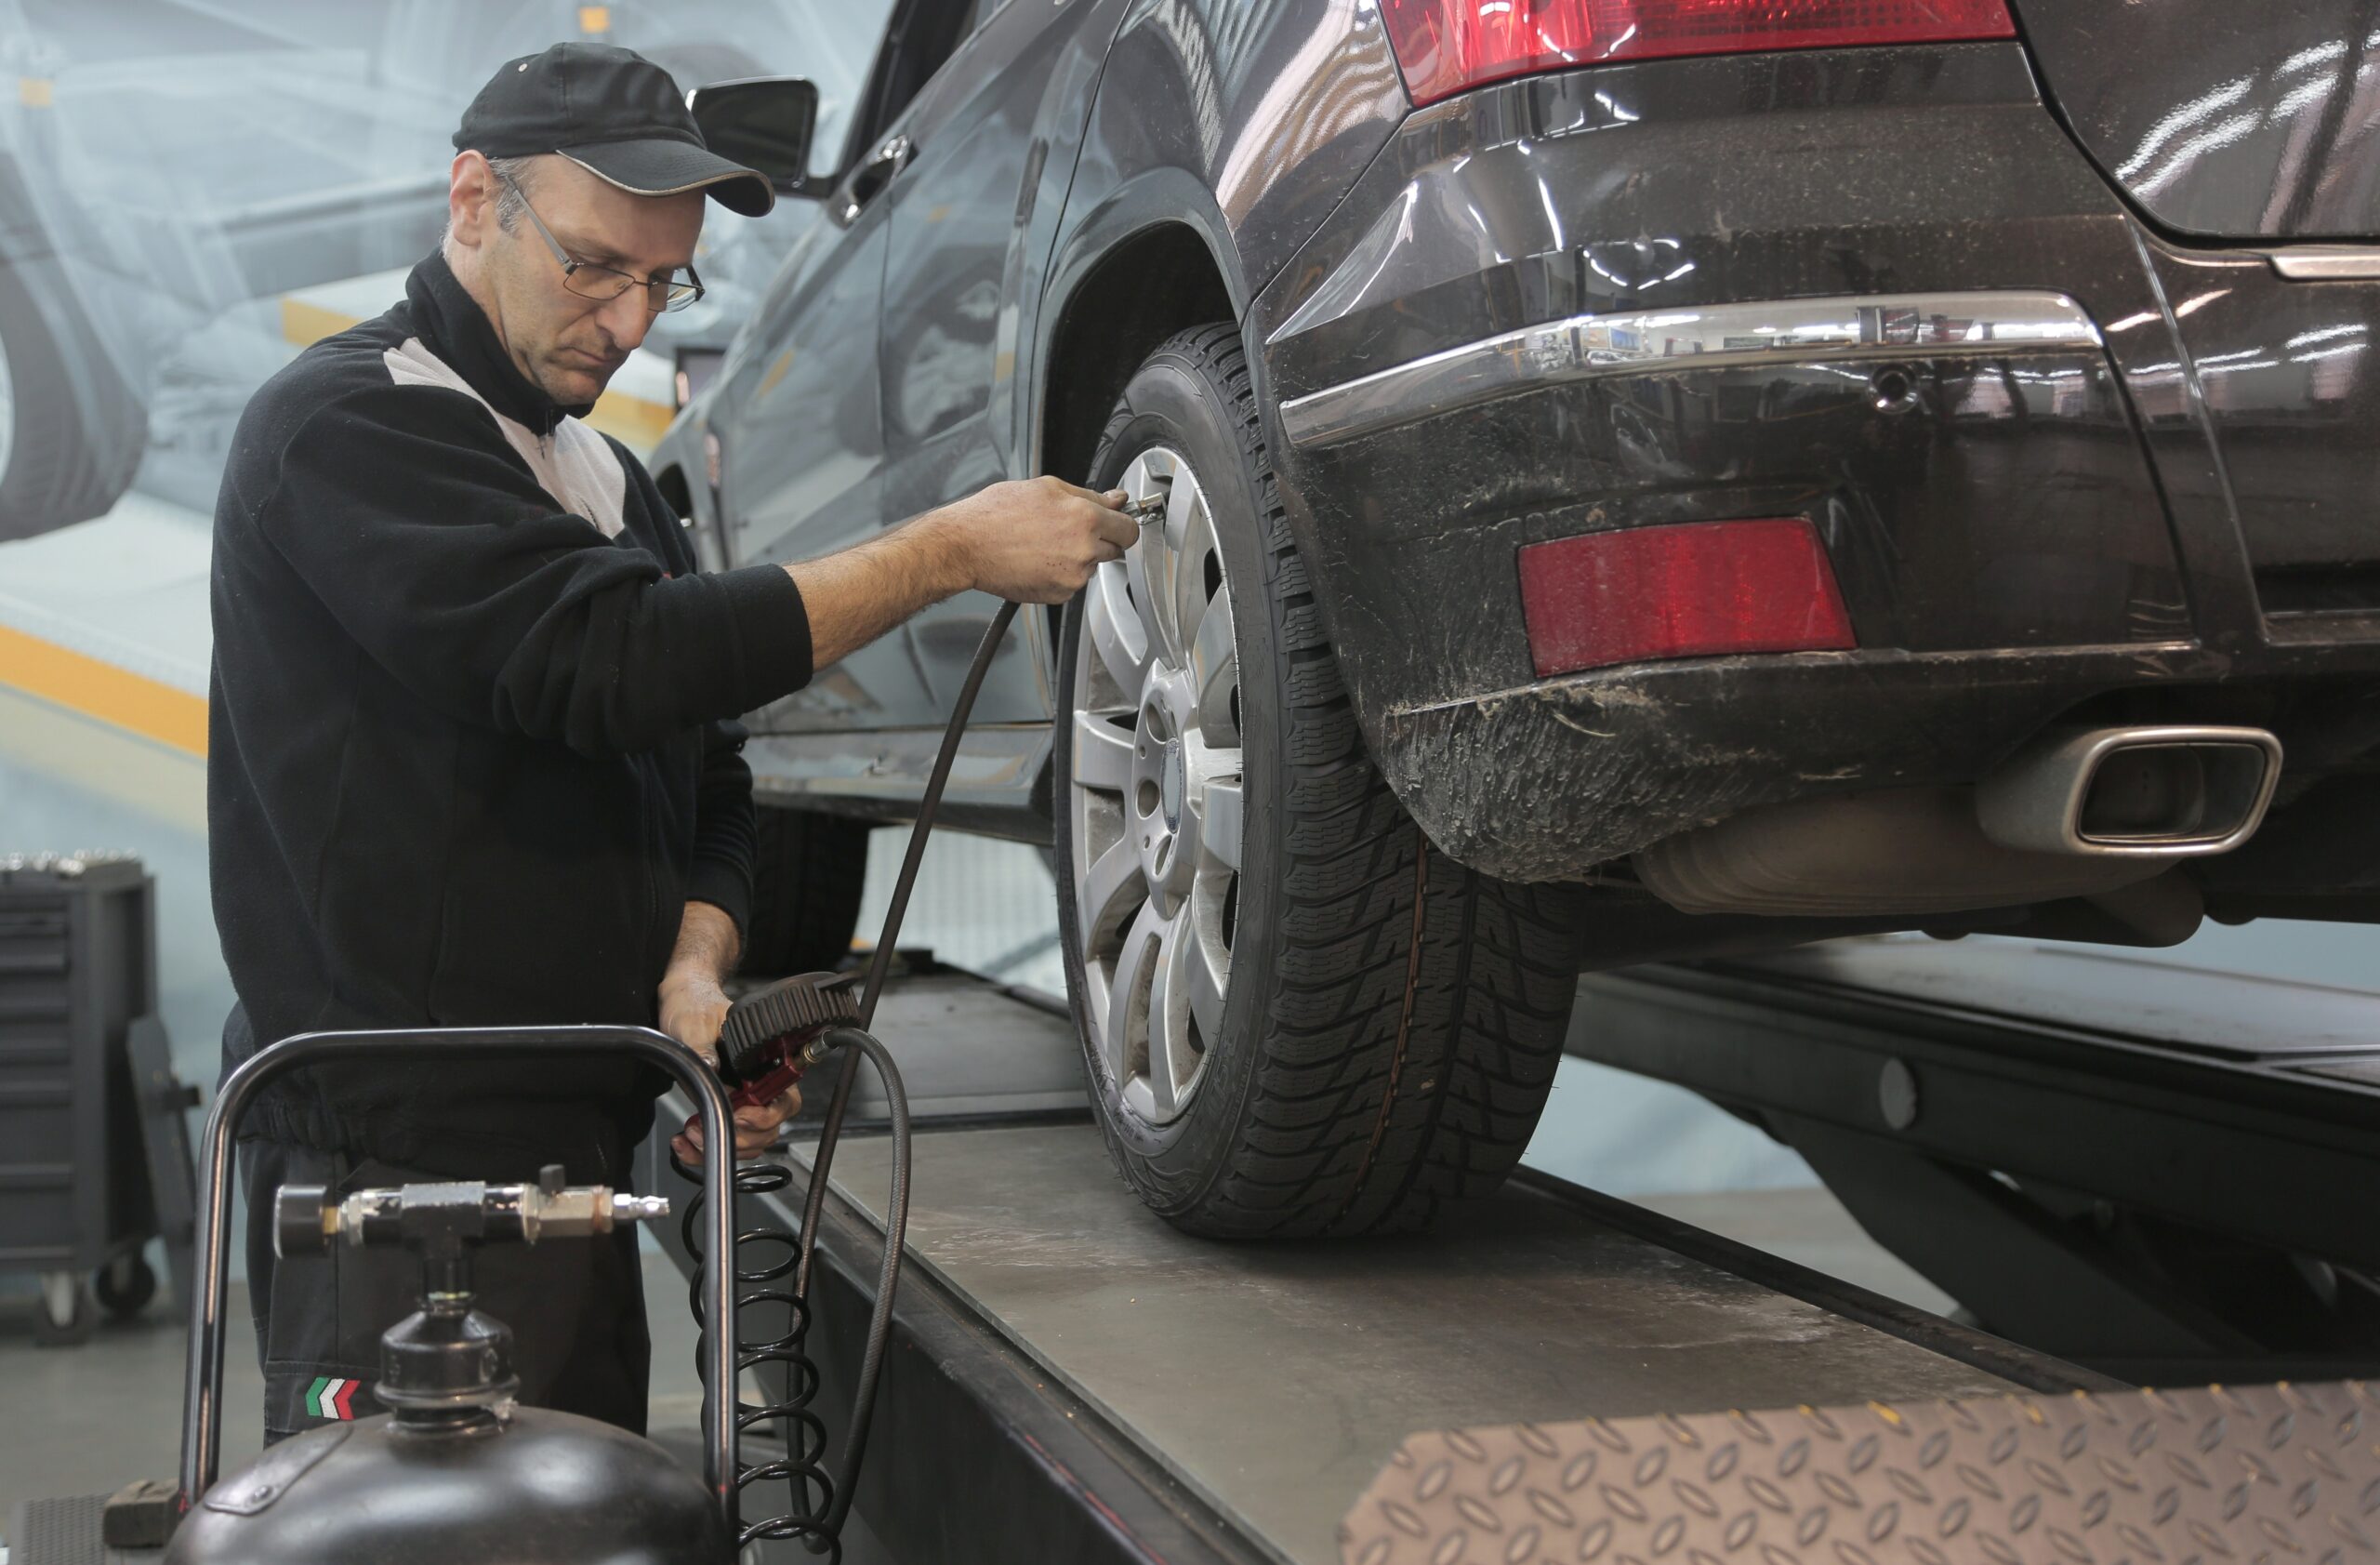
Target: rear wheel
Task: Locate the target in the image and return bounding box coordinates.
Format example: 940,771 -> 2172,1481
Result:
0,257 -> 144,540
744,803 -> 871,978
1054,325 -> 1580,1238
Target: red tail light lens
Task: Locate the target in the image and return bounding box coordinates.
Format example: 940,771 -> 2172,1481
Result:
1517,518 -> 1856,678
1379,0 -> 2016,105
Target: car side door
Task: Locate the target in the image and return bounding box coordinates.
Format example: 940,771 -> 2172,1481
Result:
875,0 -> 1107,723
717,0 -> 974,735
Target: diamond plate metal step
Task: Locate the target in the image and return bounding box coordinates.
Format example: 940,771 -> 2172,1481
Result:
1342,1380 -> 2379,1564
7,1493 -> 163,1564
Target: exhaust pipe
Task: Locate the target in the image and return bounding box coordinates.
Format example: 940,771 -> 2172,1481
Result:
1975,725 -> 2282,857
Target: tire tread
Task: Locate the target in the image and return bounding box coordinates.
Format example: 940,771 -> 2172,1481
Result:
1073,324 -> 1579,1238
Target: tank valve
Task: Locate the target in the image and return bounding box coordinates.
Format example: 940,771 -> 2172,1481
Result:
274,1169 -> 671,1259
269,1172 -> 676,1428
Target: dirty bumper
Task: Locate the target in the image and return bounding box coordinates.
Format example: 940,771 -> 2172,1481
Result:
1370,645 -> 2267,882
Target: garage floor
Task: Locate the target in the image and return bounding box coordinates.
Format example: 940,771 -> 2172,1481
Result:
0,1246 -> 706,1531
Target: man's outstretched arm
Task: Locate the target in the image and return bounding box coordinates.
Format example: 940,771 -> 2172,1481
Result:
788,476 -> 1141,669
667,475 -> 1137,1163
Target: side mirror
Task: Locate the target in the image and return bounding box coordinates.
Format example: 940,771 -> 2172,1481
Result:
688,77 -> 831,200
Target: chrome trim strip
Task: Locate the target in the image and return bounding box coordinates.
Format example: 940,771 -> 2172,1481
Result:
1276,292 -> 2103,449
2268,246 -> 2380,281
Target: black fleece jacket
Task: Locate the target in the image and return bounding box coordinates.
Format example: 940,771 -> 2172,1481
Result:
208,251 -> 813,1174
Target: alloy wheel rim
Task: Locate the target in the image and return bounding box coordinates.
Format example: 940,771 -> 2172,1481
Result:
1070,446 -> 1243,1126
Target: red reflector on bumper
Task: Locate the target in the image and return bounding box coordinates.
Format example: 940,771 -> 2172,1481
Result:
1517,518 -> 1857,678
1380,0 -> 2016,106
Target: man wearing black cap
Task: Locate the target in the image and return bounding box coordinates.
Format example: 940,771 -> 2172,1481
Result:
208,43 -> 1137,1442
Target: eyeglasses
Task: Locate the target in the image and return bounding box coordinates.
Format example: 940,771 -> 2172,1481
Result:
497,170 -> 706,314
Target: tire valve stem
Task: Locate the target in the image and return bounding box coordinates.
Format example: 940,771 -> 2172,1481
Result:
1123,480 -> 1169,537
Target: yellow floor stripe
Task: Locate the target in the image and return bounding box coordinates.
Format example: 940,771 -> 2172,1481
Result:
585,393 -> 674,448
0,685 -> 205,831
0,624 -> 206,757
279,297 -> 355,351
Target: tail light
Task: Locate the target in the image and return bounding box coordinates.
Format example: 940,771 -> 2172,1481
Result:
1379,0 -> 2016,105
1517,517 -> 1856,677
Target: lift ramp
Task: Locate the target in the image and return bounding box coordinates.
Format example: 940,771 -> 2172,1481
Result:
646,967 -> 2226,1565
1570,936 -> 2380,1384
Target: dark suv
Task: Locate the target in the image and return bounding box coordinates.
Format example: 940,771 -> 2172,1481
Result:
658,0 -> 2380,1238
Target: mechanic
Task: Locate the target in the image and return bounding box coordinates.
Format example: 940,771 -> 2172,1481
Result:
206,43 -> 1135,1444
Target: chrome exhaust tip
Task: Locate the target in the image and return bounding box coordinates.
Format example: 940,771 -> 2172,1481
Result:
1975,725 -> 2282,857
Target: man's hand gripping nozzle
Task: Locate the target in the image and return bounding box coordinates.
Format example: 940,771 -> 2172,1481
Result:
1121,486 -> 1168,539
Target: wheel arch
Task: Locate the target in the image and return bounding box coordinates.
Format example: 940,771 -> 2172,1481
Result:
1034,204 -> 1241,491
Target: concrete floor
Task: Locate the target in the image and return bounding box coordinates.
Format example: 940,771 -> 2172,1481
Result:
0,1241 -> 707,1535
0,1280 -> 268,1528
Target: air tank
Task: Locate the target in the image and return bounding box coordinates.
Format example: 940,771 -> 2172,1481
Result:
165,1174 -> 729,1565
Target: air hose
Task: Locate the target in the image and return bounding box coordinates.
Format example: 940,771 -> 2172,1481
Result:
671,599 -> 1022,1558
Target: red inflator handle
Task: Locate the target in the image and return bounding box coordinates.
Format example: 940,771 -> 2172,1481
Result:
728,1038 -> 820,1110
716,972 -> 861,1110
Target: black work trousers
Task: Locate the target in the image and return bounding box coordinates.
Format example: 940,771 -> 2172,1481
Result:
240,1135 -> 652,1442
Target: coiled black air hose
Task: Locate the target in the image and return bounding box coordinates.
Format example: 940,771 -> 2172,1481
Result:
676,598 -> 1019,1557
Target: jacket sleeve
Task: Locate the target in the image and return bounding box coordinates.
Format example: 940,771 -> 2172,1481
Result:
616,444 -> 766,946
255,382 -> 812,757
684,718 -> 760,943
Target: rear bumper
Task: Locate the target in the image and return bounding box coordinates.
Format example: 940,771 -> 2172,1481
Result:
1373,644 -> 2380,882
1250,42 -> 2380,882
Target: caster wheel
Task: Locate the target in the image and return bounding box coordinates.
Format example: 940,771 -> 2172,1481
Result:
32,1270 -> 96,1346
95,1253 -> 157,1318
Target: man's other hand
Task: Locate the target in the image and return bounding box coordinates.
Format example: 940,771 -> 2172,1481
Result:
659,967 -> 800,1163
671,1091 -> 800,1166
656,903 -> 798,1164
658,969 -> 732,1066
932,476 -> 1139,604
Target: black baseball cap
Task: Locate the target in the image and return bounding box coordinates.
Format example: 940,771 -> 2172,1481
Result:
455,43 -> 774,218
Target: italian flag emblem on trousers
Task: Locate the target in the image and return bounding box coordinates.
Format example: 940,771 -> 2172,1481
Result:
305,1376 -> 365,1420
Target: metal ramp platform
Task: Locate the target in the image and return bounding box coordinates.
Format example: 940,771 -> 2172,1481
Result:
650,971 -> 2116,1565
789,1122 -> 2085,1565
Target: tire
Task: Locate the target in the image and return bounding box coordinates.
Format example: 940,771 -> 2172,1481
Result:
743,803 -> 872,978
94,1253 -> 157,1318
0,257 -> 144,541
1053,324 -> 1580,1239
